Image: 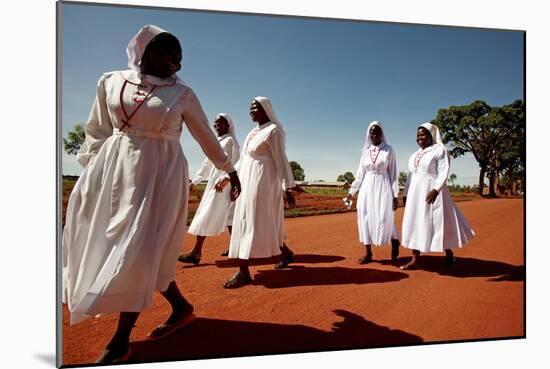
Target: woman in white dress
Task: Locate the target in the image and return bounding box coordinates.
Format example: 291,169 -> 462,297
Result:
62,25 -> 241,363
221,97 -> 303,288
345,121 -> 400,264
400,123 -> 475,270
178,113 -> 240,264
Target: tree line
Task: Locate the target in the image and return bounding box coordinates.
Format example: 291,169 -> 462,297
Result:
65,99 -> 524,196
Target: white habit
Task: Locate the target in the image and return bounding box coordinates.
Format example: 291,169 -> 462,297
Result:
62,25 -> 234,325
188,118 -> 240,236
401,123 -> 475,252
228,97 -> 296,260
349,121 -> 399,246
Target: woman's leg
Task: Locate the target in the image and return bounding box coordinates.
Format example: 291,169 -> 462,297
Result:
359,244 -> 373,264
224,259 -> 252,288
401,249 -> 420,270
221,226 -> 232,256
444,249 -> 455,267
147,281 -> 195,339
96,312 -> 139,363
178,236 -> 206,264
391,239 -> 400,260
275,242 -> 295,269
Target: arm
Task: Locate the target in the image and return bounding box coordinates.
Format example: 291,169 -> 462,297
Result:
388,147 -> 399,198
348,155 -> 366,197
191,157 -> 213,185
268,127 -> 296,191
403,171 -> 411,207
76,74 -> 114,167
181,88 -> 235,173
426,146 -> 450,204
433,146 -> 451,192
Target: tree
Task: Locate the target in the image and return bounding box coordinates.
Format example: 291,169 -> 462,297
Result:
290,161 -> 305,181
398,171 -> 408,187
63,123 -> 86,155
337,172 -> 355,184
432,100 -> 524,197
447,173 -> 457,185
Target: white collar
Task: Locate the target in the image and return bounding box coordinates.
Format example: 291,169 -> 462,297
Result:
120,70 -> 185,87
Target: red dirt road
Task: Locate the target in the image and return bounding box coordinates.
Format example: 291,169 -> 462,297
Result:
61,198 -> 524,366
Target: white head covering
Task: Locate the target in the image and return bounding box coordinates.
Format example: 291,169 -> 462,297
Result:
126,24 -> 168,72
419,122 -> 444,145
361,120 -> 387,157
216,113 -> 240,162
254,96 -> 284,129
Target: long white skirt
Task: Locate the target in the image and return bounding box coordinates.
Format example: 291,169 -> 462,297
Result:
188,177 -> 234,237
228,155 -> 284,259
402,174 -> 474,252
62,133 -> 188,324
356,172 -> 399,246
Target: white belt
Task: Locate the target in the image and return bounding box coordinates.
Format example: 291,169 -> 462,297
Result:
113,128 -> 180,141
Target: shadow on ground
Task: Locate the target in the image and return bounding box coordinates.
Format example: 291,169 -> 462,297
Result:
128,309 -> 423,364
215,253 -> 345,268
380,256 -> 524,281
251,266 -> 408,288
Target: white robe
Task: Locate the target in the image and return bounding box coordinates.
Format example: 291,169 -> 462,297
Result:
62,70 -> 233,324
188,134 -> 239,236
401,144 -> 475,252
349,143 -> 399,246
228,122 -> 296,259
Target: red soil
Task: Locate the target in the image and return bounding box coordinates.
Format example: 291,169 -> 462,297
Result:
61,198 -> 524,366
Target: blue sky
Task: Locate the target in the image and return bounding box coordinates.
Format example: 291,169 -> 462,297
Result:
60,3 -> 524,185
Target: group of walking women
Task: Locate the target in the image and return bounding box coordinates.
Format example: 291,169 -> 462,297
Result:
61,25 -> 475,363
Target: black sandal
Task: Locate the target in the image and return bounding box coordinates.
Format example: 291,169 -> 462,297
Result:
358,253 -> 373,265
443,255 -> 456,268
223,271 -> 252,289
274,252 -> 295,269
221,250 -> 229,257
400,260 -> 419,270
178,253 -> 201,265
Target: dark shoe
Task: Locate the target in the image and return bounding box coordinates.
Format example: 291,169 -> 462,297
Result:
443,254 -> 456,268
95,347 -> 131,364
178,253 -> 201,265
391,240 -> 400,260
223,271 -> 252,289
358,253 -> 373,265
274,252 -> 295,269
400,258 -> 419,270
221,250 -> 229,257
147,313 -> 196,340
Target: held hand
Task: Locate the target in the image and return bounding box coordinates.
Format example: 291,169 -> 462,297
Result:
403,196 -> 407,208
285,190 -> 297,208
392,197 -> 398,211
228,171 -> 241,201
425,189 -> 439,204
214,178 -> 230,192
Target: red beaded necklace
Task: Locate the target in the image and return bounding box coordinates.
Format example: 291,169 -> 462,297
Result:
369,146 -> 381,164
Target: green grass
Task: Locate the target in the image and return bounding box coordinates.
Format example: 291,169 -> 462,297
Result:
304,186 -> 348,196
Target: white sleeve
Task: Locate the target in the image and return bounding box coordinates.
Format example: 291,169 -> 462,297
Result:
388,147 -> 399,198
348,155 -> 366,197
433,146 -> 451,192
268,127 -> 296,191
403,171 -> 412,197
191,157 -> 213,185
181,88 -> 235,173
76,74 -> 114,167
